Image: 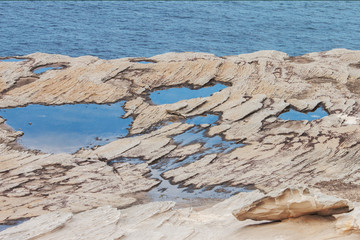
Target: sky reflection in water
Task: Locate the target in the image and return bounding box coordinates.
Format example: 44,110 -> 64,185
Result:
278,106 -> 328,121
0,102 -> 132,154
150,84 -> 227,105
33,66 -> 64,74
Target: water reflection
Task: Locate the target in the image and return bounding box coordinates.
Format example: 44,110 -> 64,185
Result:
278,106 -> 328,121
33,66 -> 64,74
150,84 -> 227,105
0,58 -> 27,62
0,102 -> 132,154
185,114 -> 218,125
0,219 -> 29,232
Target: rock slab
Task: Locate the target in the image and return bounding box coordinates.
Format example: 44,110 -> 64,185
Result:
232,187 -> 353,221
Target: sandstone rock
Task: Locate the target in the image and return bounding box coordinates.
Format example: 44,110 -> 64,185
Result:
0,212 -> 72,240
0,49 -> 360,224
1,192 -> 360,240
232,187 -> 353,221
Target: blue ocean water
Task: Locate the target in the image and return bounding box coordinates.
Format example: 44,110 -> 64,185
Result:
0,1 -> 359,59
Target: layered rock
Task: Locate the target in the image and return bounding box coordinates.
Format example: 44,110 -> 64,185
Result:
1,190 -> 360,240
232,187 -> 353,221
0,49 -> 360,225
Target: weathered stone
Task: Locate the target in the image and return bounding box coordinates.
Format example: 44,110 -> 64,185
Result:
0,49 -> 360,225
1,192 -> 360,240
232,188 -> 353,221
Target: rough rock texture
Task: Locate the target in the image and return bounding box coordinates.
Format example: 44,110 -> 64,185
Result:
0,117 -> 158,222
232,187 -> 353,221
1,191 -> 360,240
0,49 -> 360,226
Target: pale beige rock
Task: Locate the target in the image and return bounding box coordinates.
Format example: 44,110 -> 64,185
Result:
2,191 -> 360,240
0,212 -> 72,240
232,188 -> 353,221
0,49 -> 360,225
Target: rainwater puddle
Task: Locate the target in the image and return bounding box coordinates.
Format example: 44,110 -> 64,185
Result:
0,58 -> 27,62
33,66 -> 64,74
0,219 -> 29,232
0,102 -> 132,154
150,84 -> 227,105
278,106 -> 328,121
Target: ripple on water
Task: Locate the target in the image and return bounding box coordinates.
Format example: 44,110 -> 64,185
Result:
0,102 -> 132,154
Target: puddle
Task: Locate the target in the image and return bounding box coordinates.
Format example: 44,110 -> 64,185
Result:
0,58 -> 27,62
0,219 -> 28,232
108,122 -> 244,202
33,66 -> 64,74
136,61 -> 154,64
171,126 -> 243,167
185,114 -> 218,125
149,161 -> 250,203
0,102 -> 132,154
150,84 -> 227,105
278,106 -> 328,121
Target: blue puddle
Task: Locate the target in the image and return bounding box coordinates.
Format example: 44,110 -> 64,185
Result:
0,102 -> 132,154
0,58 -> 27,62
185,114 -> 218,125
174,126 -> 243,155
150,84 -> 227,105
278,106 -> 328,121
33,66 -> 64,74
136,61 -> 154,64
0,219 -> 28,232
108,117 -> 245,201
149,161 -> 250,201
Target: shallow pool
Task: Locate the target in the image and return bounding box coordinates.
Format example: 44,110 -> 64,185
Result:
150,84 -> 227,105
0,58 -> 27,62
278,106 -> 328,121
33,66 -> 64,74
0,102 -> 132,154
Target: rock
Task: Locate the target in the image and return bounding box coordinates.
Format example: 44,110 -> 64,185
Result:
1,192 -> 360,240
0,49 -> 360,223
232,187 -> 353,221
0,212 -> 72,240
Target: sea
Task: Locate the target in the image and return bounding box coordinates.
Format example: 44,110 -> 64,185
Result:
0,1 -> 359,59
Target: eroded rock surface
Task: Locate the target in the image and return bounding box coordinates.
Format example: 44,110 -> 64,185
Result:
1,191 -> 360,240
0,49 -> 360,226
232,187 -> 353,221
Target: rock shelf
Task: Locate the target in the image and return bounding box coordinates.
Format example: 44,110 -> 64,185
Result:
0,49 -> 360,238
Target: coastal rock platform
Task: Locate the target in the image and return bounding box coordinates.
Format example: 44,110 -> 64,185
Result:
0,49 -> 360,239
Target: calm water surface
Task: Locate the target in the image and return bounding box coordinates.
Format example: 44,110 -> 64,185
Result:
0,103 -> 132,153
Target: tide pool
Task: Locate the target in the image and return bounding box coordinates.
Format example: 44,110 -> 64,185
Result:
0,102 -> 132,154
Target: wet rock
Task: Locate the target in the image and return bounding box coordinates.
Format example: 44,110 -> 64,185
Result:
232,187 -> 353,221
